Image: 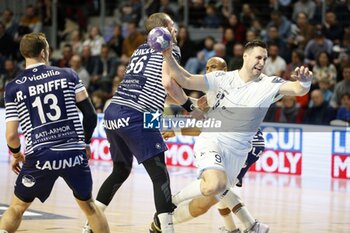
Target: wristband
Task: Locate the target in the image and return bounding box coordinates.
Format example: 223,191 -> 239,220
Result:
8,144 -> 21,154
181,98 -> 195,112
299,80 -> 311,88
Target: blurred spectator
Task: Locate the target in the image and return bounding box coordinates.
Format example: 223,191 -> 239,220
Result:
2,8 -> 19,38
83,26 -> 105,57
224,13 -> 246,43
111,63 -> 126,95
121,21 -> 145,58
61,0 -> 89,30
292,0 -> 316,22
333,0 -> 350,28
185,36 -> 216,74
55,44 -> 73,68
176,25 -> 196,66
70,54 -> 90,89
0,22 -> 15,59
68,29 -> 84,55
264,25 -> 291,62
159,0 -> 179,19
213,42 -> 227,61
228,43 -> 244,70
81,45 -> 99,75
312,51 -> 337,88
303,89 -> 335,125
266,10 -> 291,43
203,4 -> 222,28
322,10 -> 344,45
222,27 -> 236,59
91,90 -> 108,113
119,1 -> 142,25
335,92 -> 350,123
94,45 -> 119,93
188,0 -> 206,27
316,78 -> 333,105
283,49 -> 305,81
331,65 -> 350,108
239,3 -> 256,29
19,4 -> 42,33
263,43 -> 287,77
245,29 -> 258,42
248,19 -> 263,40
304,28 -> 333,66
0,59 -> 21,107
107,24 -> 124,58
289,12 -> 315,50
273,96 -> 305,123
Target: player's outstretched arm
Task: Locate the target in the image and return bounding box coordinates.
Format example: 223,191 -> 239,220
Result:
279,66 -> 313,96
162,47 -> 208,92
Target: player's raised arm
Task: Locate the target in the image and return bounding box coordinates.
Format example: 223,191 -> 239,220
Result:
162,47 -> 208,92
278,66 -> 313,96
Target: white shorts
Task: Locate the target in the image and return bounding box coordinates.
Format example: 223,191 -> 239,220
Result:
194,137 -> 249,187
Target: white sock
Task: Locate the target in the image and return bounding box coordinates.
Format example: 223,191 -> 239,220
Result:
95,200 -> 107,212
217,201 -> 237,231
158,212 -> 174,233
173,202 -> 194,224
220,190 -> 255,230
0,230 -> 9,233
172,179 -> 202,206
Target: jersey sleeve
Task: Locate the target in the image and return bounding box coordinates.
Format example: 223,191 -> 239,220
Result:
4,84 -> 19,122
66,68 -> 85,93
204,71 -> 227,92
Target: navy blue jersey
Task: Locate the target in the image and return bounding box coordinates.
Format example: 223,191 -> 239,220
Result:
5,64 -> 86,155
110,43 -> 181,113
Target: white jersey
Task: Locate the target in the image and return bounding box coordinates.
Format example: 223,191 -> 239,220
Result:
201,70 -> 285,152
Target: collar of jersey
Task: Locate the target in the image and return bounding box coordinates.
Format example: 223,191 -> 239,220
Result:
26,63 -> 45,69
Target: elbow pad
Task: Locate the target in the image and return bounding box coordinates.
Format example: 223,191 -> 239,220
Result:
76,98 -> 97,144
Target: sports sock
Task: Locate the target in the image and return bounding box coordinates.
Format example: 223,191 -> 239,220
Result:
173,202 -> 193,224
172,179 -> 202,206
220,189 -> 255,230
158,212 -> 174,233
217,201 -> 237,231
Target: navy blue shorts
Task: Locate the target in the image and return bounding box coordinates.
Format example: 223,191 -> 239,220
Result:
104,104 -> 167,164
15,149 -> 92,203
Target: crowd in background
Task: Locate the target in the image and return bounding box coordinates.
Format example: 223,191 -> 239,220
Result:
0,0 -> 350,125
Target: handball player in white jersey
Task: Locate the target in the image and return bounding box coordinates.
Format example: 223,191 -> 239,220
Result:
161,40 -> 312,232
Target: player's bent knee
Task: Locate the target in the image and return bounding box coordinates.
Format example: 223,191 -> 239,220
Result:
201,181 -> 227,196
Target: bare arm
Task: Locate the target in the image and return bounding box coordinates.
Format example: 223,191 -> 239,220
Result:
162,61 -> 189,105
279,66 -> 312,96
162,48 -> 208,92
6,121 -> 25,174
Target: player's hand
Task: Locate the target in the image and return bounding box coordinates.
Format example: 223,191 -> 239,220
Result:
197,95 -> 209,111
161,130 -> 176,140
11,152 -> 25,175
291,66 -> 313,83
85,144 -> 92,160
190,108 -> 206,120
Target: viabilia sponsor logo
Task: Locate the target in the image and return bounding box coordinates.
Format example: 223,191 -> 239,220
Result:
143,111 -> 221,129
16,70 -> 60,84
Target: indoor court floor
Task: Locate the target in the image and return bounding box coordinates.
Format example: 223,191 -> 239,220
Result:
0,160 -> 349,233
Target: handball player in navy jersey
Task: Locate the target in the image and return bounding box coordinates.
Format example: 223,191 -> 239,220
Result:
0,32 -> 109,233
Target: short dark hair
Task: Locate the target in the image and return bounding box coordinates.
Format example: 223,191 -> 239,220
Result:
144,13 -> 171,33
244,40 -> 267,52
20,32 -> 47,58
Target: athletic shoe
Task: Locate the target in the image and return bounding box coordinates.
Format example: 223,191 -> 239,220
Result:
219,226 -> 242,232
82,224 -> 93,233
149,213 -> 161,233
244,221 -> 269,233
